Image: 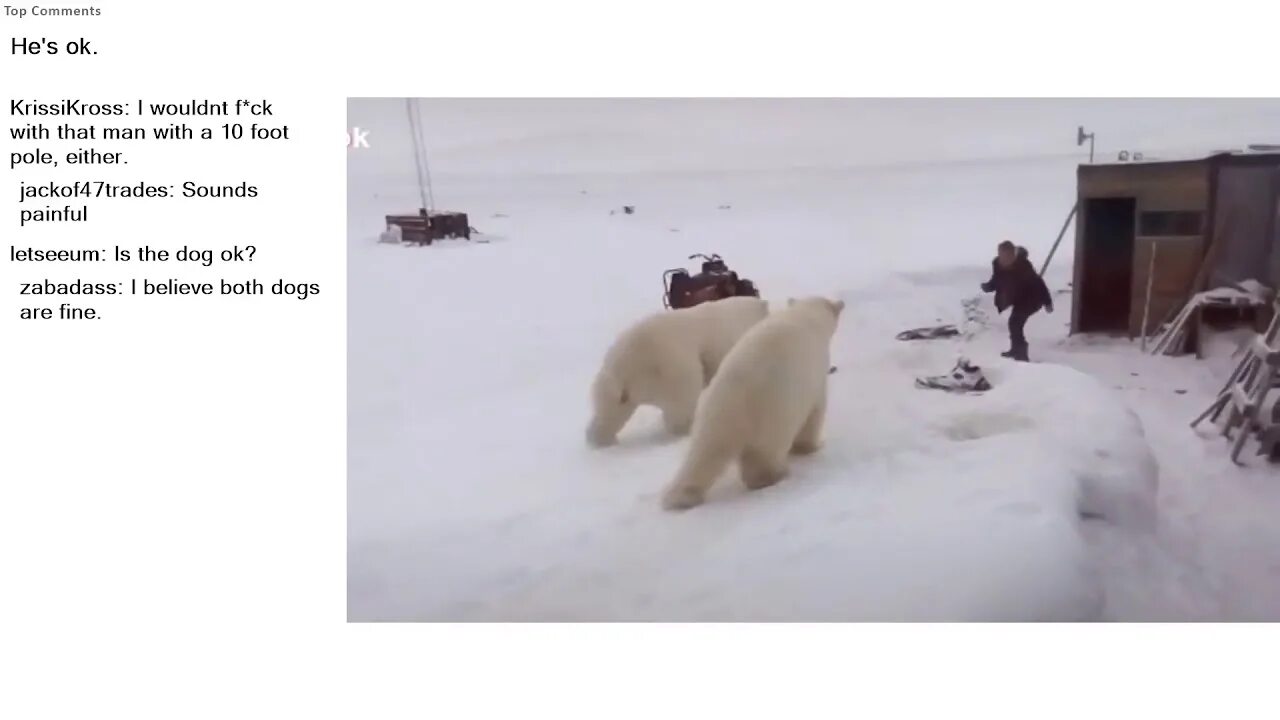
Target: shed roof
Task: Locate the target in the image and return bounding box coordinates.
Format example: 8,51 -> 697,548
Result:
1088,146 -> 1280,167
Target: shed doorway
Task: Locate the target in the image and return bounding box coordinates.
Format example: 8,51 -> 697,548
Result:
1079,197 -> 1136,333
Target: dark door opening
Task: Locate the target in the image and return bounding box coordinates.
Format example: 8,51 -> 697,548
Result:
1079,197 -> 1136,333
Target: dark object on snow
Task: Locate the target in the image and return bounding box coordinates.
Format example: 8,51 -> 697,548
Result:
982,245 -> 1053,361
623,205 -> 635,215
829,366 -> 837,374
662,253 -> 760,310
896,325 -> 961,341
386,209 -> 471,245
898,295 -> 988,343
718,204 -> 732,210
915,357 -> 992,393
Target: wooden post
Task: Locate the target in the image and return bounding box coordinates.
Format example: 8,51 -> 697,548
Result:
1195,306 -> 1207,360
1140,241 -> 1158,352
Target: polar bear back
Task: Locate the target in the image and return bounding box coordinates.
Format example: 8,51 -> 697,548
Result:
697,298 -> 840,435
683,296 -> 772,378
603,296 -> 768,383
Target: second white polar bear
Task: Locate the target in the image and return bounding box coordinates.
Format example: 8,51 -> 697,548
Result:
586,296 -> 769,447
662,296 -> 844,510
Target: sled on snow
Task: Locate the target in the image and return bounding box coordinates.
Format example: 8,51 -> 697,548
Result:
896,325 -> 961,341
896,296 -> 989,342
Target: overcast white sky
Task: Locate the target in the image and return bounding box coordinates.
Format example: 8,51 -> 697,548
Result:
348,98 -> 1280,178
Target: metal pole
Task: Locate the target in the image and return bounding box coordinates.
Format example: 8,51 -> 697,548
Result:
1089,135 -> 1095,164
1039,202 -> 1078,277
405,99 -> 431,213
416,103 -> 436,213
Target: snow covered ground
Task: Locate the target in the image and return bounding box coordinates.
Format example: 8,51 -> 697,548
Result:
347,99 -> 1280,621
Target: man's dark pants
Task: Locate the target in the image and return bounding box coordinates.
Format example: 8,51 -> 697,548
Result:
1007,307 -> 1035,361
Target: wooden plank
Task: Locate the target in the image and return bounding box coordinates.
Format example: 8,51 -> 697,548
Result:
1257,336 -> 1280,366
1141,241 -> 1159,351
1231,384 -> 1255,413
1152,301 -> 1195,355
1196,306 -> 1208,359
1078,161 -> 1211,209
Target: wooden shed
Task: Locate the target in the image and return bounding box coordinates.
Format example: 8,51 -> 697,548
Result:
1070,150 -> 1280,339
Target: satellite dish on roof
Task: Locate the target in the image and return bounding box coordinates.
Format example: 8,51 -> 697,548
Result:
1118,150 -> 1130,161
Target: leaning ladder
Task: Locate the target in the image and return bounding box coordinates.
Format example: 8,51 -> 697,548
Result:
1190,301 -> 1280,463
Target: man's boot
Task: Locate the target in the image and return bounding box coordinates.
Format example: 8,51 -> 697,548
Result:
1011,343 -> 1030,362
1001,350 -> 1014,358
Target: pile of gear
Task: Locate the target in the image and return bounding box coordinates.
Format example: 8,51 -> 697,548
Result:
897,294 -> 995,394
896,242 -> 1053,394
915,356 -> 993,393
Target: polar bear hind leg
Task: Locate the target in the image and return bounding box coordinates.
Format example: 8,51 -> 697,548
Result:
739,443 -> 790,490
661,430 -> 742,510
791,394 -> 827,455
655,358 -> 703,436
586,371 -> 638,447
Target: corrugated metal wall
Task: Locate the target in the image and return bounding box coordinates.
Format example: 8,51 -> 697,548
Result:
1209,162 -> 1280,289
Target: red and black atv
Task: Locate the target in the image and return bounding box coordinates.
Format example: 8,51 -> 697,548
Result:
662,253 -> 760,310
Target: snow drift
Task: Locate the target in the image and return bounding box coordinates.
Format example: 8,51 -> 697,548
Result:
347,234 -> 1159,621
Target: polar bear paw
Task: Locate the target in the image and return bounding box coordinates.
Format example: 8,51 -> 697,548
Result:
661,484 -> 706,511
585,424 -> 618,448
790,439 -> 822,455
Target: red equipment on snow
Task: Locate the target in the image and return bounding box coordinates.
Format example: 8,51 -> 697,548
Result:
662,253 -> 760,310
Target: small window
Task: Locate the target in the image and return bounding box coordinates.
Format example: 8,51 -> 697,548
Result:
1139,210 -> 1202,236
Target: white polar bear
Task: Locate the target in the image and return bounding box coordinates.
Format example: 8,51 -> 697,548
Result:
586,296 -> 769,447
661,296 -> 844,510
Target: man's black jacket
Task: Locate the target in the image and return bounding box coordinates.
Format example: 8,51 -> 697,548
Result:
982,247 -> 1053,315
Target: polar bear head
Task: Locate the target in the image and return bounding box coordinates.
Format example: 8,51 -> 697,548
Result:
787,296 -> 845,316
785,296 -> 845,336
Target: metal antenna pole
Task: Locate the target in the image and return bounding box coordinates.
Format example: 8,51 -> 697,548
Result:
416,101 -> 436,213
405,98 -> 434,213
1078,125 -> 1096,164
